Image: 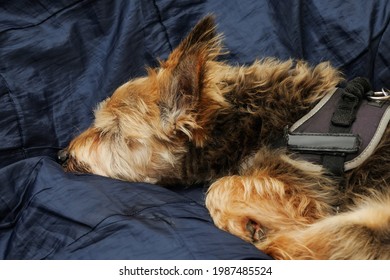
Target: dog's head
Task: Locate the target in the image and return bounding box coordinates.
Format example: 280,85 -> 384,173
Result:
61,16 -> 223,183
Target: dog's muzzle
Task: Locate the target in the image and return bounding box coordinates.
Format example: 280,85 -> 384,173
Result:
57,149 -> 69,166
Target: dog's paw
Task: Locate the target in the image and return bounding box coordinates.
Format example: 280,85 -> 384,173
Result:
205,175 -> 275,244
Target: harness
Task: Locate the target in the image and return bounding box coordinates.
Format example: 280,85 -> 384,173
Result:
285,77 -> 390,176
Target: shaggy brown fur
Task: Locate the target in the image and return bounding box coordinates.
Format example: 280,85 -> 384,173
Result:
64,16 -> 390,259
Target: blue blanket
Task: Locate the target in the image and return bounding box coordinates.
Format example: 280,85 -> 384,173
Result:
1,0 -> 389,259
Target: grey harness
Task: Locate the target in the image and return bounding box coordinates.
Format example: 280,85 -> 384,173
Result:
286,78 -> 390,176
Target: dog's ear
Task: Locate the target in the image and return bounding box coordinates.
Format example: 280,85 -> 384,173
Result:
159,15 -> 222,140
162,15 -> 221,70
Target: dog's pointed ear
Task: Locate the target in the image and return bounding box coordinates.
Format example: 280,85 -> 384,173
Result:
163,15 -> 221,70
159,15 -> 222,140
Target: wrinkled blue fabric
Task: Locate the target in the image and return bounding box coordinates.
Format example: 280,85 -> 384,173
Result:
0,157 -> 267,259
0,0 -> 389,259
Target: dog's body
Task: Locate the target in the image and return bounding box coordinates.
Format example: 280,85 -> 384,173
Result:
63,16 -> 390,259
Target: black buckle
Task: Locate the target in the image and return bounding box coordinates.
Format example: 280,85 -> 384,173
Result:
331,92 -> 360,127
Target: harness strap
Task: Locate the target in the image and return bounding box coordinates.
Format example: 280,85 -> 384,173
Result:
322,78 -> 371,175
285,77 -> 390,178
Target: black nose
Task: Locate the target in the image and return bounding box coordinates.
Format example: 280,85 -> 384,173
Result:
57,149 -> 69,164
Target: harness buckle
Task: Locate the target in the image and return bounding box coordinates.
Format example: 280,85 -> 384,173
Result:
367,88 -> 390,101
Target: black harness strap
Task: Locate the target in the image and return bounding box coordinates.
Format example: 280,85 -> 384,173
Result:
286,77 -> 390,184
322,78 -> 371,176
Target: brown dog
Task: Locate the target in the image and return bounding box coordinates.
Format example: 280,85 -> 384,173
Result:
62,16 -> 390,259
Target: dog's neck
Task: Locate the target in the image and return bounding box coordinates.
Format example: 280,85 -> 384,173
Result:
207,60 -> 342,144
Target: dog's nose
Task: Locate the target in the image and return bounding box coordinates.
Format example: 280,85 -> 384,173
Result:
57,149 -> 69,164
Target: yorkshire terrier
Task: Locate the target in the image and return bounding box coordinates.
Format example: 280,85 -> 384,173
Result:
61,16 -> 390,259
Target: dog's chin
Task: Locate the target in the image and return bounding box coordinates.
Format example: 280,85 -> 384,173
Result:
64,157 -> 93,175
63,151 -> 164,184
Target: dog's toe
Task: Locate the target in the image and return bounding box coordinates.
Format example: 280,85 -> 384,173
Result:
246,220 -> 267,242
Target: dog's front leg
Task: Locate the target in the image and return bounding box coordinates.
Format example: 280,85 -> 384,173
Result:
205,173 -> 328,259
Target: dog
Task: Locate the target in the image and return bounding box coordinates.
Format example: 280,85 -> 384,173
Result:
61,16 -> 390,259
